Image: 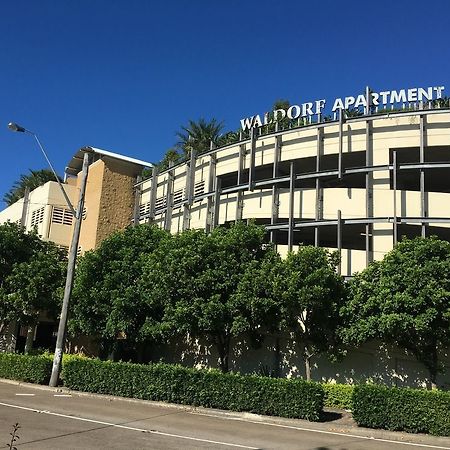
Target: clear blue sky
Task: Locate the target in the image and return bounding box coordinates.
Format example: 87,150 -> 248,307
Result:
1,0 -> 449,207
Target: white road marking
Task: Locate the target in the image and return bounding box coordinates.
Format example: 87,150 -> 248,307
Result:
53,394 -> 72,397
15,393 -> 35,396
0,401 -> 257,449
191,412 -> 450,450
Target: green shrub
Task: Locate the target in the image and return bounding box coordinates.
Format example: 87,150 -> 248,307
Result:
352,384 -> 450,436
62,357 -> 324,421
0,352 -> 52,384
322,383 -> 353,409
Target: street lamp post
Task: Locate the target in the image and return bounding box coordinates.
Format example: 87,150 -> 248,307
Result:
8,123 -> 90,387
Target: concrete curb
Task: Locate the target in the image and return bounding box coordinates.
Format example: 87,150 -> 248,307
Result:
1,378 -> 449,448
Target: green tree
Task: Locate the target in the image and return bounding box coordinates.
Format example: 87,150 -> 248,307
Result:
142,222 -> 271,372
279,246 -> 346,381
157,148 -> 183,171
231,249 -> 284,347
341,237 -> 450,388
3,169 -> 61,206
0,222 -> 65,340
70,224 -> 169,359
175,118 -> 224,157
3,245 -> 66,332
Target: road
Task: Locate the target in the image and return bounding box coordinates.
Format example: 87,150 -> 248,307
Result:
0,381 -> 449,449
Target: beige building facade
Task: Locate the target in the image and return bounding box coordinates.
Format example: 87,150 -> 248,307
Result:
0,180 -> 78,252
138,107 -> 450,277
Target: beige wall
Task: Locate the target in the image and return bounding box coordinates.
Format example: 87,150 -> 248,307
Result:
0,181 -> 77,249
78,157 -> 138,253
140,109 -> 450,276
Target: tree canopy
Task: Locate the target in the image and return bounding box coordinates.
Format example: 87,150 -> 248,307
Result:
70,224 -> 169,358
0,222 -> 66,336
141,222 -> 272,372
3,169 -> 61,206
341,237 -> 450,388
278,247 -> 346,381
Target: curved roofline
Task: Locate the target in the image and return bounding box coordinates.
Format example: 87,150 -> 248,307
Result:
65,146 -> 153,177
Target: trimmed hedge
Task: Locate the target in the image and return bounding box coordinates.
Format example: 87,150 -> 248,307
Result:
322,383 -> 353,409
62,357 -> 324,421
0,353 -> 52,384
352,384 -> 450,436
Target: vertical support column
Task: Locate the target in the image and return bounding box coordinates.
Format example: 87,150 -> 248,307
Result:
205,150 -> 217,232
365,120 -> 373,266
315,128 -> 323,246
420,114 -> 426,237
133,175 -> 142,226
248,127 -> 257,191
337,209 -> 342,275
212,177 -> 222,229
270,135 -> 281,242
288,161 -> 295,252
338,109 -> 344,179
20,186 -> 30,227
235,144 -> 245,222
393,151 -> 398,245
164,166 -> 174,231
183,150 -> 196,230
149,166 -> 158,222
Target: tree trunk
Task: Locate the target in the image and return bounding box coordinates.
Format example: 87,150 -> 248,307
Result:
24,324 -> 36,354
304,344 -> 314,382
216,336 -> 230,373
428,347 -> 438,390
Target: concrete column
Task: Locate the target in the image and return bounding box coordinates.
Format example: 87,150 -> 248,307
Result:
133,176 -> 142,226
393,151 -> 398,245
235,144 -> 245,222
420,114 -> 426,237
270,135 -> 281,243
315,128 -> 323,246
205,151 -> 217,232
212,177 -> 222,229
337,209 -> 342,275
365,120 -> 373,266
183,150 -> 196,230
288,162 -> 295,251
149,167 -> 159,222
164,167 -> 174,231
248,128 -> 257,191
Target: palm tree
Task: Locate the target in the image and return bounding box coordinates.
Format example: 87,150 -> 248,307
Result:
175,118 -> 224,157
3,169 -> 61,206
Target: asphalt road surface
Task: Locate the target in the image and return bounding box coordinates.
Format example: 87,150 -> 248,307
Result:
0,381 -> 449,449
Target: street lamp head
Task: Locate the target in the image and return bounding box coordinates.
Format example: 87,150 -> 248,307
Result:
8,122 -> 26,133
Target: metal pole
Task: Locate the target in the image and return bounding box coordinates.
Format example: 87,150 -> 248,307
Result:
20,187 -> 30,227
30,133 -> 77,217
49,151 -> 90,387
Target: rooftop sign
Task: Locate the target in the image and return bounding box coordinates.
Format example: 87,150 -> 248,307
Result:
240,86 -> 446,131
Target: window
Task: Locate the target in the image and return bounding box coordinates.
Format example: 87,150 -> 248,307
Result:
194,181 -> 205,197
30,207 -> 45,227
173,189 -> 184,205
139,202 -> 150,216
51,206 -> 73,226
155,197 -> 166,210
